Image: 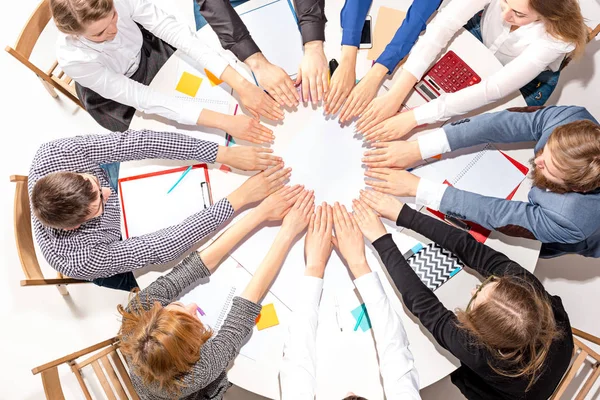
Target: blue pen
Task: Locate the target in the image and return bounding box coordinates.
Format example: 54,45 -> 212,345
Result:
353,307 -> 366,331
167,166 -> 193,194
449,267 -> 462,278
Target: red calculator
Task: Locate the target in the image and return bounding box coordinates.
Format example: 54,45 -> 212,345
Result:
415,51 -> 481,102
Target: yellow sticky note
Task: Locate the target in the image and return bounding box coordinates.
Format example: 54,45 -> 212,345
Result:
204,68 -> 223,87
176,72 -> 203,97
256,303 -> 279,331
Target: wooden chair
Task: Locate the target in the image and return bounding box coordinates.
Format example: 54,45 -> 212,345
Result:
551,327 -> 600,399
32,337 -> 140,400
10,175 -> 88,295
5,0 -> 83,108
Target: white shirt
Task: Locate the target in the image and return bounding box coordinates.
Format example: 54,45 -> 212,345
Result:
280,273 -> 421,399
415,128 -> 452,209
56,0 -> 230,126
403,0 -> 575,125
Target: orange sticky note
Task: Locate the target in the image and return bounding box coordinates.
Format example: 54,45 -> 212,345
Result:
204,69 -> 223,87
255,303 -> 279,330
176,72 -> 203,97
431,154 -> 442,160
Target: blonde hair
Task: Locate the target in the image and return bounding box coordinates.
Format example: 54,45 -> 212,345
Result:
456,276 -> 561,390
529,0 -> 588,58
49,0 -> 114,34
546,120 -> 600,193
117,292 -> 213,394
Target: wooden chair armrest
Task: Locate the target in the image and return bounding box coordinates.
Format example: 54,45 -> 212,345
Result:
10,175 -> 27,182
573,327 -> 600,347
32,338 -> 119,375
21,278 -> 89,286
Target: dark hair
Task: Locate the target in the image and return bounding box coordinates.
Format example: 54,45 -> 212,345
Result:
456,275 -> 561,390
342,396 -> 368,400
31,172 -> 98,229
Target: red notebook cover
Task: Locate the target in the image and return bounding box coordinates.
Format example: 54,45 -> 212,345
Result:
426,151 -> 529,243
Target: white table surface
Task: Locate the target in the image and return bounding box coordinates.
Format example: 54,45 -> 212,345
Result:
127,0 -> 541,398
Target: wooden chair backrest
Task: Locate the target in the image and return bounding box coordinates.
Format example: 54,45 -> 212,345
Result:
551,328 -> 600,400
5,0 -> 83,108
32,337 -> 140,400
10,175 -> 44,280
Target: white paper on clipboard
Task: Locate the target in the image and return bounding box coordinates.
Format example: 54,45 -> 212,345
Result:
118,165 -> 212,238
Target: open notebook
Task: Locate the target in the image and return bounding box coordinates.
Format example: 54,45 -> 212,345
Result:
118,164 -> 212,239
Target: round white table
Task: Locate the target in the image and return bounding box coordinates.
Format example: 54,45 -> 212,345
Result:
127,0 -> 540,398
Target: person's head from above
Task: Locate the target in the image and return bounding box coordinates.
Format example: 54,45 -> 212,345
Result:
529,120 -> 600,194
342,394 -> 367,400
456,275 -> 561,389
117,297 -> 212,393
31,172 -> 111,230
50,0 -> 118,42
499,0 -> 587,57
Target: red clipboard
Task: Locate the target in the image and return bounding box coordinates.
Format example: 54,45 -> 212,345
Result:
427,151 -> 529,243
118,164 -> 212,239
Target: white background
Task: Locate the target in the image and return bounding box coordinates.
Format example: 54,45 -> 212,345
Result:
1,0 -> 599,398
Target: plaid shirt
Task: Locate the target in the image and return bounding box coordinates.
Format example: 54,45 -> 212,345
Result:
28,130 -> 234,280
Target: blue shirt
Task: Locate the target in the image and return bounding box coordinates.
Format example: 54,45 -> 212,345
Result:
340,0 -> 441,73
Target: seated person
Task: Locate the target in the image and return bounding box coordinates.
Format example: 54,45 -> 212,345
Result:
197,0 -> 326,105
280,203 -> 421,399
50,0 -> 283,132
118,187 -> 315,399
362,105 -> 600,258
354,191 -> 573,400
29,129 -> 290,291
326,0 -> 441,121
356,0 -> 587,142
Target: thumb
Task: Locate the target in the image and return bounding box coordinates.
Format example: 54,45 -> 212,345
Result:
331,235 -> 339,249
295,67 -> 302,86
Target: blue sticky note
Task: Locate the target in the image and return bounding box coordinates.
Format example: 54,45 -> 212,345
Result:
230,137 -> 236,145
351,304 -> 372,332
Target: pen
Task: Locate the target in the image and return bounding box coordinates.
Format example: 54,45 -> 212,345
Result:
167,166 -> 193,194
196,306 -> 206,316
354,306 -> 366,332
334,294 -> 343,332
329,59 -> 339,76
445,215 -> 471,231
403,243 -> 424,260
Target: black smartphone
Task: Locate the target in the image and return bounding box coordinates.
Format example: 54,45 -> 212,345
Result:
360,15 -> 373,49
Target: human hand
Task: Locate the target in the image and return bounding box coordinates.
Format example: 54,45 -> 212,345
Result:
296,41 -> 329,104
332,202 -> 370,278
247,53 -> 299,108
228,163 -> 291,210
222,114 -> 274,145
362,110 -> 418,142
304,203 -> 334,277
338,63 -> 388,123
216,145 -> 281,171
324,46 -> 357,115
355,92 -> 402,134
255,185 -> 304,222
359,189 -> 405,222
362,140 -> 421,169
364,168 -> 420,197
352,199 -> 387,243
237,80 -> 284,121
281,189 -> 315,238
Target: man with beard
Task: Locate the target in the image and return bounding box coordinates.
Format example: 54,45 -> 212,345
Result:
359,106 -> 600,258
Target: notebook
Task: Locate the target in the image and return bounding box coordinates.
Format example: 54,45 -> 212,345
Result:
180,282 -> 237,332
238,0 -> 303,77
368,7 -> 407,61
174,65 -> 233,115
118,164 -> 212,239
407,243 -> 464,291
427,144 -> 529,242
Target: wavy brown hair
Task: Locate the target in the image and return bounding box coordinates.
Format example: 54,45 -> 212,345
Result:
49,0 -> 113,34
529,0 -> 588,58
456,275 -> 561,390
117,292 -> 213,394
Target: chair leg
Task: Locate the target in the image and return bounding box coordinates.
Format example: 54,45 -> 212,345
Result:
38,76 -> 58,98
56,284 -> 69,296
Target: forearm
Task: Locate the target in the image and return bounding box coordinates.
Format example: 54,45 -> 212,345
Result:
388,68 -> 418,106
220,65 -> 255,95
200,209 -> 266,271
241,229 -> 296,302
340,0 -> 372,46
196,0 -> 260,61
396,202 -> 519,276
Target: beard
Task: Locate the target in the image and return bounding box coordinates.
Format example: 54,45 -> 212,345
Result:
529,153 -> 570,194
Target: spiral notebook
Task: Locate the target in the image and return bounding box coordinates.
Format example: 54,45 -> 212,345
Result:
407,243 -> 464,291
427,144 -> 529,242
180,282 -> 237,332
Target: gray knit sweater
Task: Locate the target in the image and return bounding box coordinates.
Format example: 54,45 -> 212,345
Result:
126,252 -> 262,399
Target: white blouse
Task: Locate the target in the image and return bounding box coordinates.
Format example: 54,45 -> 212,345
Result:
403,0 -> 575,125
56,0 -> 230,126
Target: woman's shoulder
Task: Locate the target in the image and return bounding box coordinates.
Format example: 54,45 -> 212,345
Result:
537,28 -> 577,52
